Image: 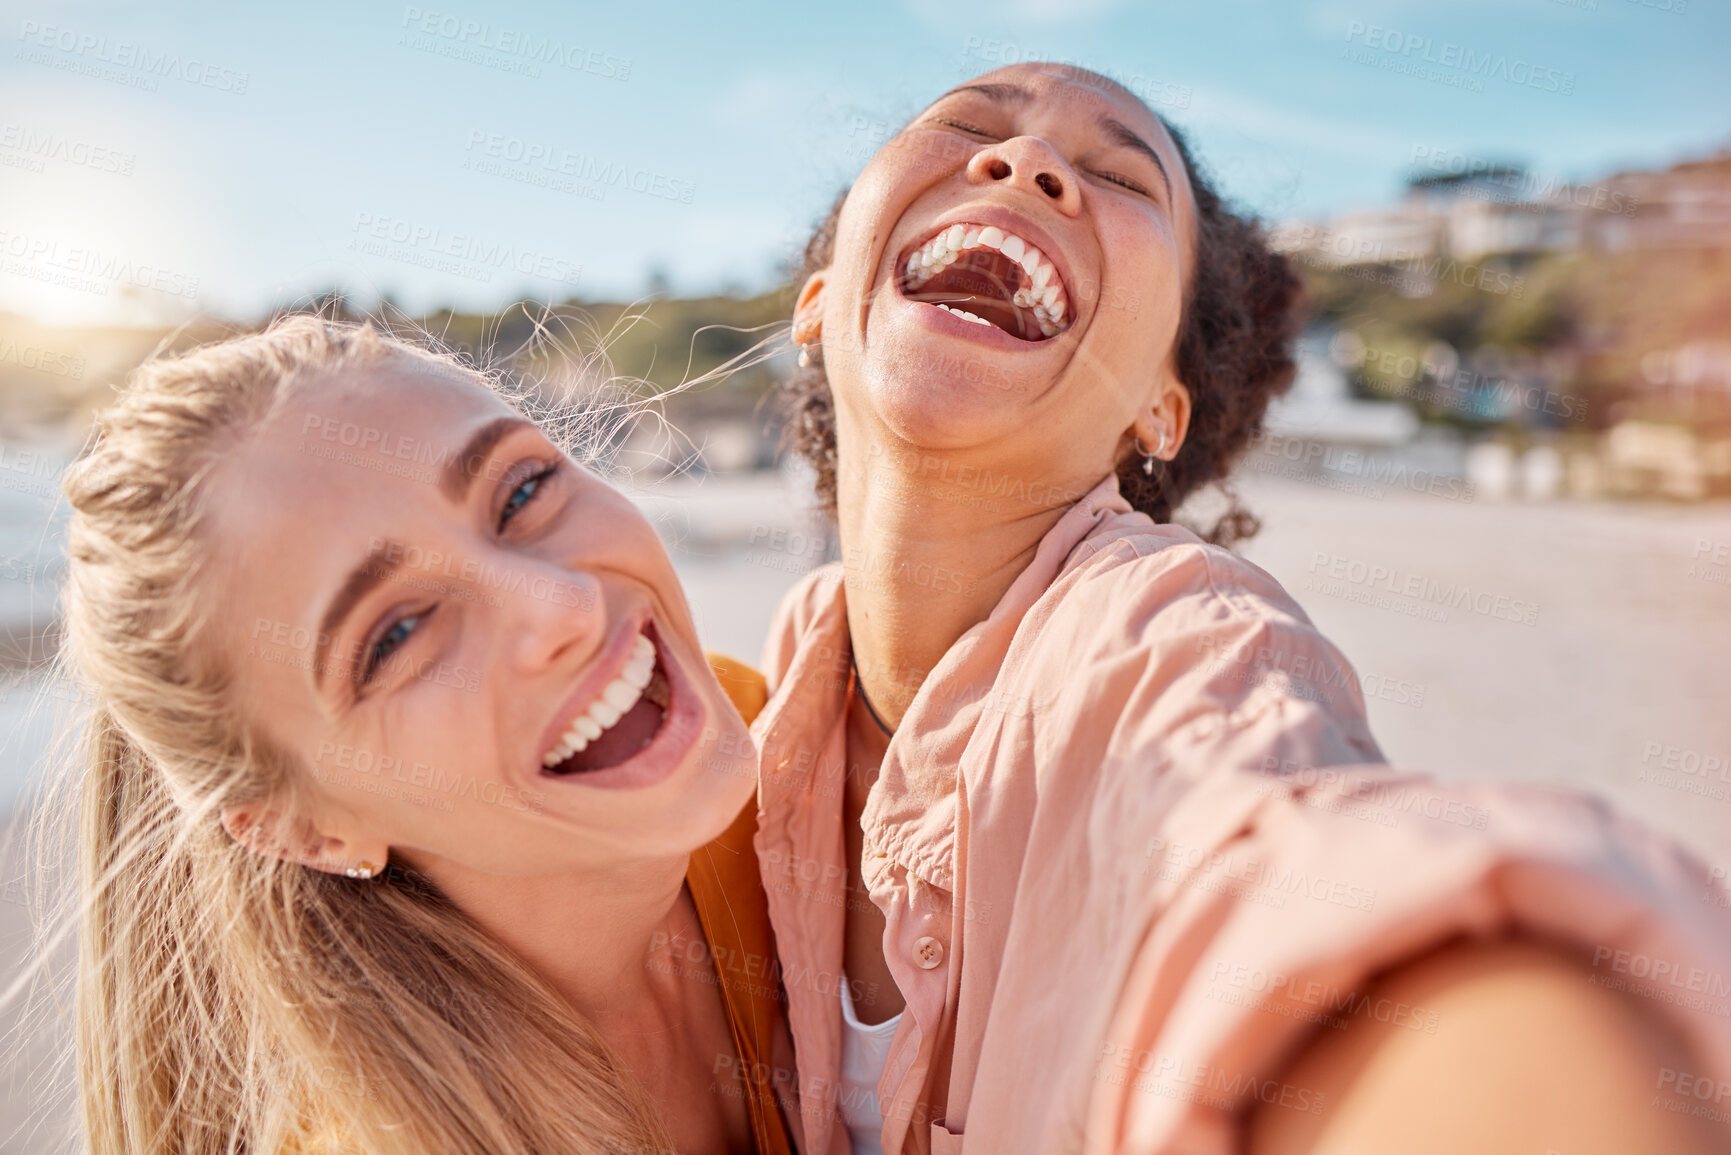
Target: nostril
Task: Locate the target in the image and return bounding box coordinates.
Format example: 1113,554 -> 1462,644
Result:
1036,172 -> 1063,199
987,159 -> 1011,181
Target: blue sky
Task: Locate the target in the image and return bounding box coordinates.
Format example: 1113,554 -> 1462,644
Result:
1,0 -> 1726,325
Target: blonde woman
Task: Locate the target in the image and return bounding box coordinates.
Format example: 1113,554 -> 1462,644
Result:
64,316 -> 795,1153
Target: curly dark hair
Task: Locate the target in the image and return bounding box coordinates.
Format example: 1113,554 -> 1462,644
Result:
779,110 -> 1303,548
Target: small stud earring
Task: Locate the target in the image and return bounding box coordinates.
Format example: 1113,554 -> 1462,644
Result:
346,861 -> 378,880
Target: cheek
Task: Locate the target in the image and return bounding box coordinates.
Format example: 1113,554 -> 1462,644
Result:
1096,210 -> 1184,347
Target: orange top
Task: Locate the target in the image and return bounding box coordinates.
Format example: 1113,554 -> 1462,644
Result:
693,653 -> 798,1155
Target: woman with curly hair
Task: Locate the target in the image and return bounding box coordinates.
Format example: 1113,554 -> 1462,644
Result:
753,63 -> 1731,1155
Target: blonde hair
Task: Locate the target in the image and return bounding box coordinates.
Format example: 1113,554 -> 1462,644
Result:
64,315 -> 674,1153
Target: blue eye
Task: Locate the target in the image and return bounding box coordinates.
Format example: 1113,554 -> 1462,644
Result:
363,611 -> 424,683
499,464 -> 557,530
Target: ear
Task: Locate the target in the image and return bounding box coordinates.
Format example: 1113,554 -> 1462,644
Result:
221,802 -> 387,878
791,270 -> 827,349
1129,376 -> 1193,462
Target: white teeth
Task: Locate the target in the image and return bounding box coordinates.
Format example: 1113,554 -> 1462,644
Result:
541,632 -> 659,768
602,679 -> 640,712
899,223 -> 1071,336
937,304 -> 993,326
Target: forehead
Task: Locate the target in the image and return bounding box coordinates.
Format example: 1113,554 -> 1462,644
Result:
947,63 -> 1168,131
205,361 -> 512,623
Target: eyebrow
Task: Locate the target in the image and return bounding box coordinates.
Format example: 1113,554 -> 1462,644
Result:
312,414 -> 534,699
931,82 -> 1174,199
1097,116 -> 1172,198
938,82 -> 1034,106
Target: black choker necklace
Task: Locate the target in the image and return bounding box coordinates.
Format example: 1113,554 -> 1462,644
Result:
849,648 -> 896,737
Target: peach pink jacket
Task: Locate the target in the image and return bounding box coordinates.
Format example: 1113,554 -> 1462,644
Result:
751,474 -> 1731,1155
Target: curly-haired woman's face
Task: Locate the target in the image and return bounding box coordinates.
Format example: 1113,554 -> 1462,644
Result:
203,363 -> 756,880
802,64 -> 1198,477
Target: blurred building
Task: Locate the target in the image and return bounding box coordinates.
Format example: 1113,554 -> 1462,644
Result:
1274,149 -> 1731,267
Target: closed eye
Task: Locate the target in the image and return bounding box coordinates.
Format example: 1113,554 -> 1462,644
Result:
1093,171 -> 1151,197
931,117 -> 997,139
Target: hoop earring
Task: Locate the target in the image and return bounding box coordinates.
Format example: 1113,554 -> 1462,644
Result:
1135,428 -> 1168,475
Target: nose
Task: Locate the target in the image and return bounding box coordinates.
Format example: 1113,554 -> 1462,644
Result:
499,561 -> 608,675
966,137 -> 1082,215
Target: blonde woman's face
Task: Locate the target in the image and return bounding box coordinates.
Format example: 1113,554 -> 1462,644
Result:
206,362 -> 756,877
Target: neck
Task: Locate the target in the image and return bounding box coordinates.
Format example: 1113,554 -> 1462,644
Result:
412,851 -> 696,1034
836,429 -> 1094,728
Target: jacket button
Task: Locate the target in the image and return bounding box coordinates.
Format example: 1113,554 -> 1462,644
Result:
913,936 -> 946,969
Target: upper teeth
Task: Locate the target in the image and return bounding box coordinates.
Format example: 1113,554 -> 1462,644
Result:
541,632 -> 656,767
904,223 -> 1070,337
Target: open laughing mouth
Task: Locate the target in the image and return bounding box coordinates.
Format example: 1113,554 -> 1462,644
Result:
898,222 -> 1071,341
540,625 -> 670,776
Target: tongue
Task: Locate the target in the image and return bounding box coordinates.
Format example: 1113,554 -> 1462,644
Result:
906,250 -> 1040,340
551,664 -> 670,774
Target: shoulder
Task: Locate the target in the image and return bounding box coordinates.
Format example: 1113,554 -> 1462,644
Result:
1040,520 -> 1322,670
1065,519 -> 1311,625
